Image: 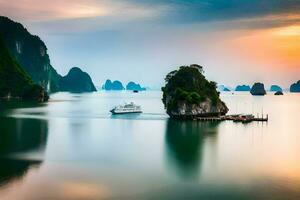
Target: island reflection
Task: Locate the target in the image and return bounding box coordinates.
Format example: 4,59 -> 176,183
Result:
165,120 -> 220,178
0,116 -> 48,186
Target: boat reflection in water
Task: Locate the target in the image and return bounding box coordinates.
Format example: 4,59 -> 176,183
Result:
165,120 -> 220,178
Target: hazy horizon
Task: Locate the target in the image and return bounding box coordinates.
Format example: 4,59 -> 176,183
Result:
1,0 -> 300,88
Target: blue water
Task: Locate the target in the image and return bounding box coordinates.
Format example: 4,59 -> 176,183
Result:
0,91 -> 300,200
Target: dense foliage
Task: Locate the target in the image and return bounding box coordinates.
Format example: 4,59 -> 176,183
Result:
162,65 -> 220,110
0,35 -> 47,101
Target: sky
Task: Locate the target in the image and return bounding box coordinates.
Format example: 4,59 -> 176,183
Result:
1,0 -> 300,88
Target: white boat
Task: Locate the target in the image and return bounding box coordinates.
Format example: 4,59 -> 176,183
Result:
110,102 -> 142,114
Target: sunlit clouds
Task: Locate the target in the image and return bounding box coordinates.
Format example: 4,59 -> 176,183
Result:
0,0 -> 167,23
0,0 -> 107,21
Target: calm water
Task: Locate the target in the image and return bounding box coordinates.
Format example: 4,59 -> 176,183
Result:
0,91 -> 300,200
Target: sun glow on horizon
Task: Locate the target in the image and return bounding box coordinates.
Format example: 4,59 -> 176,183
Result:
274,25 -> 300,36
224,24 -> 300,74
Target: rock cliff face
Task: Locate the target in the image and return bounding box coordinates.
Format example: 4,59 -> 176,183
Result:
235,85 -> 251,91
59,67 -> 97,92
167,99 -> 228,119
290,81 -> 300,93
0,17 -> 96,94
250,82 -> 266,96
126,81 -> 146,91
0,16 -> 61,92
270,85 -> 282,92
102,80 -> 124,90
0,36 -> 48,102
162,65 -> 228,119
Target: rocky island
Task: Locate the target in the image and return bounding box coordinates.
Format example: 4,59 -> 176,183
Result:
102,79 -> 124,90
126,81 -> 146,91
59,67 -> 96,92
290,81 -> 300,93
250,82 -> 266,96
0,36 -> 48,102
270,85 -> 282,92
235,85 -> 251,91
162,64 -> 228,119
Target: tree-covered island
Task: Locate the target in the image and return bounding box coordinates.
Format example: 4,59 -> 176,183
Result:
162,64 -> 228,119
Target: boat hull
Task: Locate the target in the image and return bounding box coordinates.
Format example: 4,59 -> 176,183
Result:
110,109 -> 142,115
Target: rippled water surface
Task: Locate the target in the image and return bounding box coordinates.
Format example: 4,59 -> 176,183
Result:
0,91 -> 300,200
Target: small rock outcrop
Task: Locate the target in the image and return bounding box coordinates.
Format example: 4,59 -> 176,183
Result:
59,67 -> 97,92
162,64 -> 228,119
250,82 -> 266,96
270,85 -> 282,92
274,91 -> 283,95
102,79 -> 124,90
0,36 -> 48,102
126,81 -> 146,91
235,85 -> 251,91
290,81 -> 300,93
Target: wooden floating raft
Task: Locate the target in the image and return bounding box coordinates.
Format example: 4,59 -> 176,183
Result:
196,114 -> 268,123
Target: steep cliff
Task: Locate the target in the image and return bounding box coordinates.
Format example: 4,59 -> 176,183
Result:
0,16 -> 98,93
0,36 -> 48,102
162,65 -> 228,119
0,16 -> 61,92
59,67 -> 97,92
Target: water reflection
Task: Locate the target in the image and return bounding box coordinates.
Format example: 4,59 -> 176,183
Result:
0,116 -> 48,186
0,117 -> 48,155
0,159 -> 41,186
165,120 -> 220,178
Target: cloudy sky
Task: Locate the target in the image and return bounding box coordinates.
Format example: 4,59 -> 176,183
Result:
1,0 -> 300,88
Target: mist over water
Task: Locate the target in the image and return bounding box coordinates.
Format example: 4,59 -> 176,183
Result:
0,91 -> 300,199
